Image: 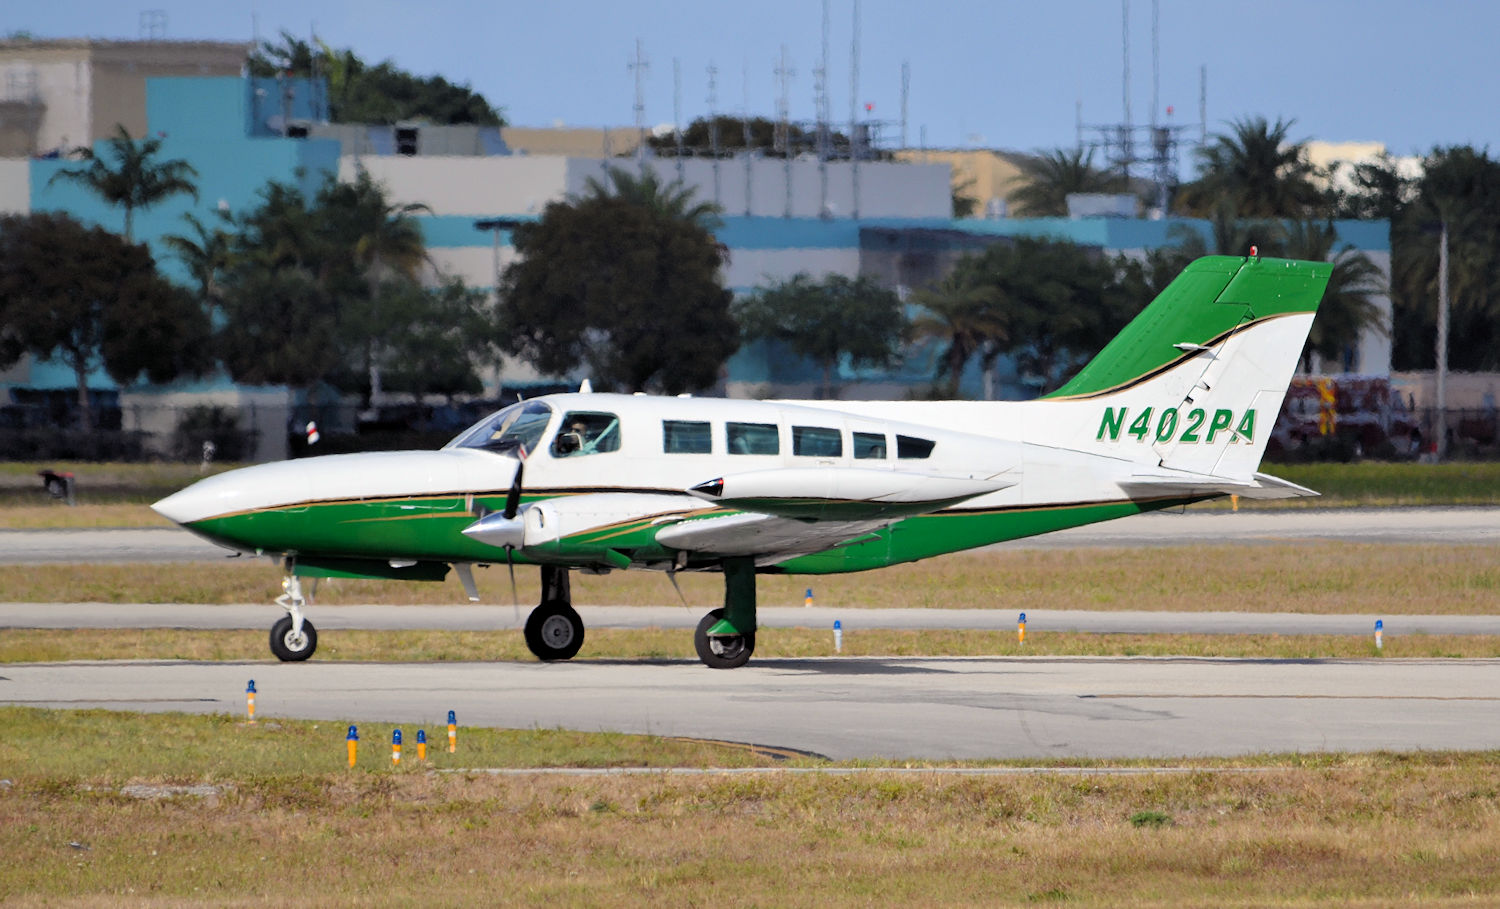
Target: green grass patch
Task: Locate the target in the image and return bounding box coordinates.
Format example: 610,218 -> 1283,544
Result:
2,706 -> 1499,905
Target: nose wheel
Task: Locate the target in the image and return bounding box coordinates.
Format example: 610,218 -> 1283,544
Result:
270,614 -> 318,661
269,568 -> 318,661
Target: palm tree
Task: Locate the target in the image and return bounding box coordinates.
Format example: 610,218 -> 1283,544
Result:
911,273 -> 1009,398
1008,147 -> 1123,217
316,168 -> 431,406
583,165 -> 722,230
1176,116 -> 1323,219
163,212 -> 234,318
1283,220 -> 1387,371
47,124 -> 198,241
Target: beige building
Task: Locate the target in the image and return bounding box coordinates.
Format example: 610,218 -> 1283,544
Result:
893,148 -> 1030,217
500,126 -> 646,158
0,38 -> 249,157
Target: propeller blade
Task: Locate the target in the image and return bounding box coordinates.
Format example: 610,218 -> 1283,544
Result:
506,548 -> 520,623
503,459 -> 524,520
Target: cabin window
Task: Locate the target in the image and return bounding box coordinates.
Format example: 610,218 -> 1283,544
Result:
663,420 -> 711,454
853,431 -> 887,459
896,435 -> 936,459
793,426 -> 843,457
727,422 -> 779,455
445,400 -> 553,455
552,411 -> 621,457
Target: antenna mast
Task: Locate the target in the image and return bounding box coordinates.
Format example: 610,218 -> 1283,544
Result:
630,39 -> 649,165
849,0 -> 862,219
707,62 -> 722,206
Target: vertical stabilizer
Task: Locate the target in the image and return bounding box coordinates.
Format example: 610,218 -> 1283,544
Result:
1046,255 -> 1331,483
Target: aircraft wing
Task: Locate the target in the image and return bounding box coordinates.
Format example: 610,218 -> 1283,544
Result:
653,511 -> 890,563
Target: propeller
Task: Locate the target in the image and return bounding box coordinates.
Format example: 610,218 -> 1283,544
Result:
461,448 -> 530,622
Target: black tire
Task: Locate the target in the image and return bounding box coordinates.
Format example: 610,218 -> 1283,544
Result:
694,608 -> 755,669
524,600 -> 585,661
269,615 -> 317,662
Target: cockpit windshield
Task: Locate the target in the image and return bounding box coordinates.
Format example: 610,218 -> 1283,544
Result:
444,401 -> 554,455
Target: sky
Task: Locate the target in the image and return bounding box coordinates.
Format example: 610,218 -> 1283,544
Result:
10,1 -> 1499,162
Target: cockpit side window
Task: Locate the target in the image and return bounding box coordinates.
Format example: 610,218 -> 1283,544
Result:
445,401 -> 554,455
552,411 -> 622,457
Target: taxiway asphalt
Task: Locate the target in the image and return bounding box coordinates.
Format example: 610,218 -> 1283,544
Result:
4,656 -> 1499,760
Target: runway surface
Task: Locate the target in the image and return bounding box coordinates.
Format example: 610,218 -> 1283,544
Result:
1,506 -> 1496,564
5,602 -> 1500,636
3,505 -> 1495,761
4,657 -> 1499,760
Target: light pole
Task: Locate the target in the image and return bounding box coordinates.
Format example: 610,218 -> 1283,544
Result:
1436,220 -> 1450,462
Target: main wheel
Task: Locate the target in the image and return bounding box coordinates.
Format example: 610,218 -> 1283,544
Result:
269,615 -> 318,661
694,608 -> 755,669
524,600 -> 585,661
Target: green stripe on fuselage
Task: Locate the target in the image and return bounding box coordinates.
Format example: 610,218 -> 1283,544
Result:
185,492 -> 1211,575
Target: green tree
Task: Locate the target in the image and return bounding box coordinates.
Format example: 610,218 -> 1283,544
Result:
249,31 -> 503,126
1282,220 -> 1387,370
378,278 -> 494,421
916,238 -> 1146,396
163,212 -> 235,318
216,179 -> 360,391
0,213 -> 210,428
646,116 -> 858,158
737,273 -> 908,398
317,167 -> 432,405
216,171 -> 441,396
1008,147 -> 1123,217
1389,146 -> 1500,371
1176,116 -> 1323,218
46,124 -> 198,241
582,166 -> 720,228
910,272 -> 1008,397
498,168 -> 737,393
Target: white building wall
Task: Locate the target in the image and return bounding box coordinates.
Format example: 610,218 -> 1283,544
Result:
0,58 -> 91,154
565,157 -> 951,219
1354,249 -> 1393,376
0,158 -> 31,214
343,155 -> 571,215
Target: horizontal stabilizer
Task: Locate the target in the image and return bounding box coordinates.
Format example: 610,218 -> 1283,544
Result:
1119,470 -> 1319,500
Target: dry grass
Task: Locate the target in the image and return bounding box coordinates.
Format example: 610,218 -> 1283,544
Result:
1,706 -> 1498,906
2,627 -> 1497,664
5,543 -> 1497,615
0,503 -> 171,529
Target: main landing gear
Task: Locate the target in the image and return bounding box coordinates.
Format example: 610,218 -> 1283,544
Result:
270,568 -> 318,661
692,556 -> 757,670
524,559 -> 760,669
523,565 -> 585,661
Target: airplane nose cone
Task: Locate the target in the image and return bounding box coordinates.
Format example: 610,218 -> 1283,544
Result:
151,484 -> 216,525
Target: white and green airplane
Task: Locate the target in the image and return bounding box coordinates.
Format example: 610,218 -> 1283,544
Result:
154,254 -> 1331,668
